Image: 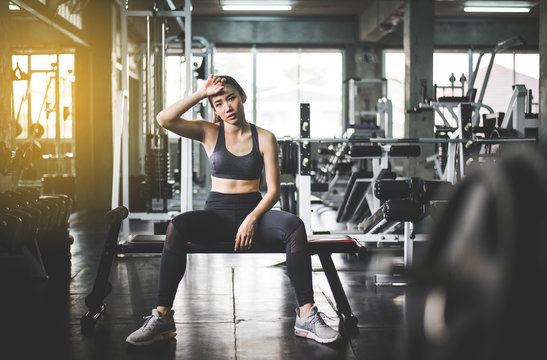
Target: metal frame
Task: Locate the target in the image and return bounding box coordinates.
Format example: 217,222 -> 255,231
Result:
500,84 -> 539,134
112,0 -> 193,242
426,100 -> 494,128
347,78 -> 392,136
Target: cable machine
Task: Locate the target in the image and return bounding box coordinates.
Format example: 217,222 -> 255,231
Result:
112,0 -> 193,242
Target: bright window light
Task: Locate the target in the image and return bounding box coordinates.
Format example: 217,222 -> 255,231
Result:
222,5 -> 292,11
464,6 -> 531,12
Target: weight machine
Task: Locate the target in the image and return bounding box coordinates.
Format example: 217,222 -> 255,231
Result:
411,36 -> 525,128
112,0 -> 193,242
346,77 -> 393,137
280,103 -> 535,285
427,84 -> 539,183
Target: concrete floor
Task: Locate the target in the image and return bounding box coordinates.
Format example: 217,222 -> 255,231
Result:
4,209 -> 411,360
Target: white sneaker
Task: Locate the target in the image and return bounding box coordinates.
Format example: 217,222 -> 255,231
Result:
294,306 -> 340,344
126,309 -> 176,346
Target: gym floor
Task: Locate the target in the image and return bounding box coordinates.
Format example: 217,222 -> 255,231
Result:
7,209 -> 411,360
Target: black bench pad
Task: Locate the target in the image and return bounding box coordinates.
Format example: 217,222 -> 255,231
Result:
124,234 -> 359,255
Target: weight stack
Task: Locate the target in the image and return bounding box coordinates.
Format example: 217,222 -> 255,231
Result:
142,151 -> 174,212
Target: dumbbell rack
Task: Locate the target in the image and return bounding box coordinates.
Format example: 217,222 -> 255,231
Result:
1,188 -> 74,286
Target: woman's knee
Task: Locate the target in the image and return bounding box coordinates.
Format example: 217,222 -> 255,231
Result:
269,211 -> 307,251
271,210 -> 305,231
166,212 -> 202,253
164,222 -> 186,254
171,212 -> 194,232
281,212 -> 306,237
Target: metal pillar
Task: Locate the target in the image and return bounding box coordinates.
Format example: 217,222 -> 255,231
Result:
182,0 -> 193,213
404,0 -> 434,177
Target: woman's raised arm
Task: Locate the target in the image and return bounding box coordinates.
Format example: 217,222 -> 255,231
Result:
155,75 -> 224,141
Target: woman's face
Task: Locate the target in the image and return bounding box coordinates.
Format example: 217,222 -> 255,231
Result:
210,84 -> 247,124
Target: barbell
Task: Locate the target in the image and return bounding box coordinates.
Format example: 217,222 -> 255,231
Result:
279,136 -> 537,145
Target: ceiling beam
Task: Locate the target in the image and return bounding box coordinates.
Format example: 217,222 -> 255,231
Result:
11,0 -> 90,48
358,0 -> 405,42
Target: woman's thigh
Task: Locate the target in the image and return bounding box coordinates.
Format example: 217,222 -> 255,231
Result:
254,210 -> 304,247
171,210 -> 237,245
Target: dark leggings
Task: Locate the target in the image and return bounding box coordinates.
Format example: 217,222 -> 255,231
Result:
157,191 -> 314,308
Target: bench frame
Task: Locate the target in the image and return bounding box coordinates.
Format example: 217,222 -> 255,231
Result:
118,233 -> 360,327
81,210 -> 359,332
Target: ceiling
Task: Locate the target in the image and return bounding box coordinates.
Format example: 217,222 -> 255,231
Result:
187,0 -> 540,18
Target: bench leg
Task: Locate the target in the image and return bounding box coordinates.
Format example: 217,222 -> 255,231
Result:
81,222 -> 122,333
316,252 -> 358,327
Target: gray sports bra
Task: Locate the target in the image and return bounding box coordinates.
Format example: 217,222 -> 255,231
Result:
209,122 -> 264,180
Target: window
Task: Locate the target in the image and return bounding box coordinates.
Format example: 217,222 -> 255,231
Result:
12,53 -> 75,140
472,53 -> 539,114
215,48 -> 344,138
11,52 -> 75,177
384,50 -> 539,135
383,50 -> 405,138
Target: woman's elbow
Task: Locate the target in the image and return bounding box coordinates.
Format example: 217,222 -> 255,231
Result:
271,188 -> 281,202
156,112 -> 168,128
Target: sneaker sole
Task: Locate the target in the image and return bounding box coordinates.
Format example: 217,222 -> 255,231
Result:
126,330 -> 177,346
294,327 -> 340,344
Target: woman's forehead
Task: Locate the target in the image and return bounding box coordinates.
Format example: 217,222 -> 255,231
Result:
211,84 -> 238,100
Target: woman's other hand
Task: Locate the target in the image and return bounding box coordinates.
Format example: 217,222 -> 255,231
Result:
234,214 -> 256,251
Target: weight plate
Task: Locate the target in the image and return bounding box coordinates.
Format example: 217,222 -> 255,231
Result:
288,184 -> 297,215
402,147 -> 547,360
280,184 -> 289,212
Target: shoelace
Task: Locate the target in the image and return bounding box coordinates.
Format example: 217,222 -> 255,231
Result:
310,311 -> 335,328
141,314 -> 160,331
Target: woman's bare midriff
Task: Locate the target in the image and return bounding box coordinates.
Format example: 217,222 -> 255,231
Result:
210,176 -> 260,194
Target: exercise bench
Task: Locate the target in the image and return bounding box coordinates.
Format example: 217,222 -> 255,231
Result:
81,206 -> 360,332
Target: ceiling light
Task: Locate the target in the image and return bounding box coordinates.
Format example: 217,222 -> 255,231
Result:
222,5 -> 292,11
464,6 -> 530,12
463,1 -> 534,13
9,2 -> 21,10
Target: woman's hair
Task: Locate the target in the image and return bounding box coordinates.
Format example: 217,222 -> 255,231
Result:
208,75 -> 245,124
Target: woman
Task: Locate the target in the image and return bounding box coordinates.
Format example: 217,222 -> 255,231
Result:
126,75 -> 340,346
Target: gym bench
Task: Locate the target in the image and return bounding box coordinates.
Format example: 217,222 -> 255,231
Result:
82,206 -> 360,332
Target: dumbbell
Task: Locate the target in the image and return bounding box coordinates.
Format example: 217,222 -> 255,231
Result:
9,190 -> 53,232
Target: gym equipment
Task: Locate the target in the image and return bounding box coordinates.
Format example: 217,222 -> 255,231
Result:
279,141 -> 299,175
280,135 -> 535,146
0,193 -> 48,282
0,189 -> 73,271
120,229 -> 360,327
280,183 -> 297,215
411,36 -> 525,127
336,171 -> 373,224
434,73 -> 467,102
113,0 -> 193,243
0,212 -> 23,254
400,145 -> 547,360
345,77 -> 393,137
352,177 -> 454,286
80,206 -> 129,333
362,178 -> 452,235
141,133 -> 174,212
